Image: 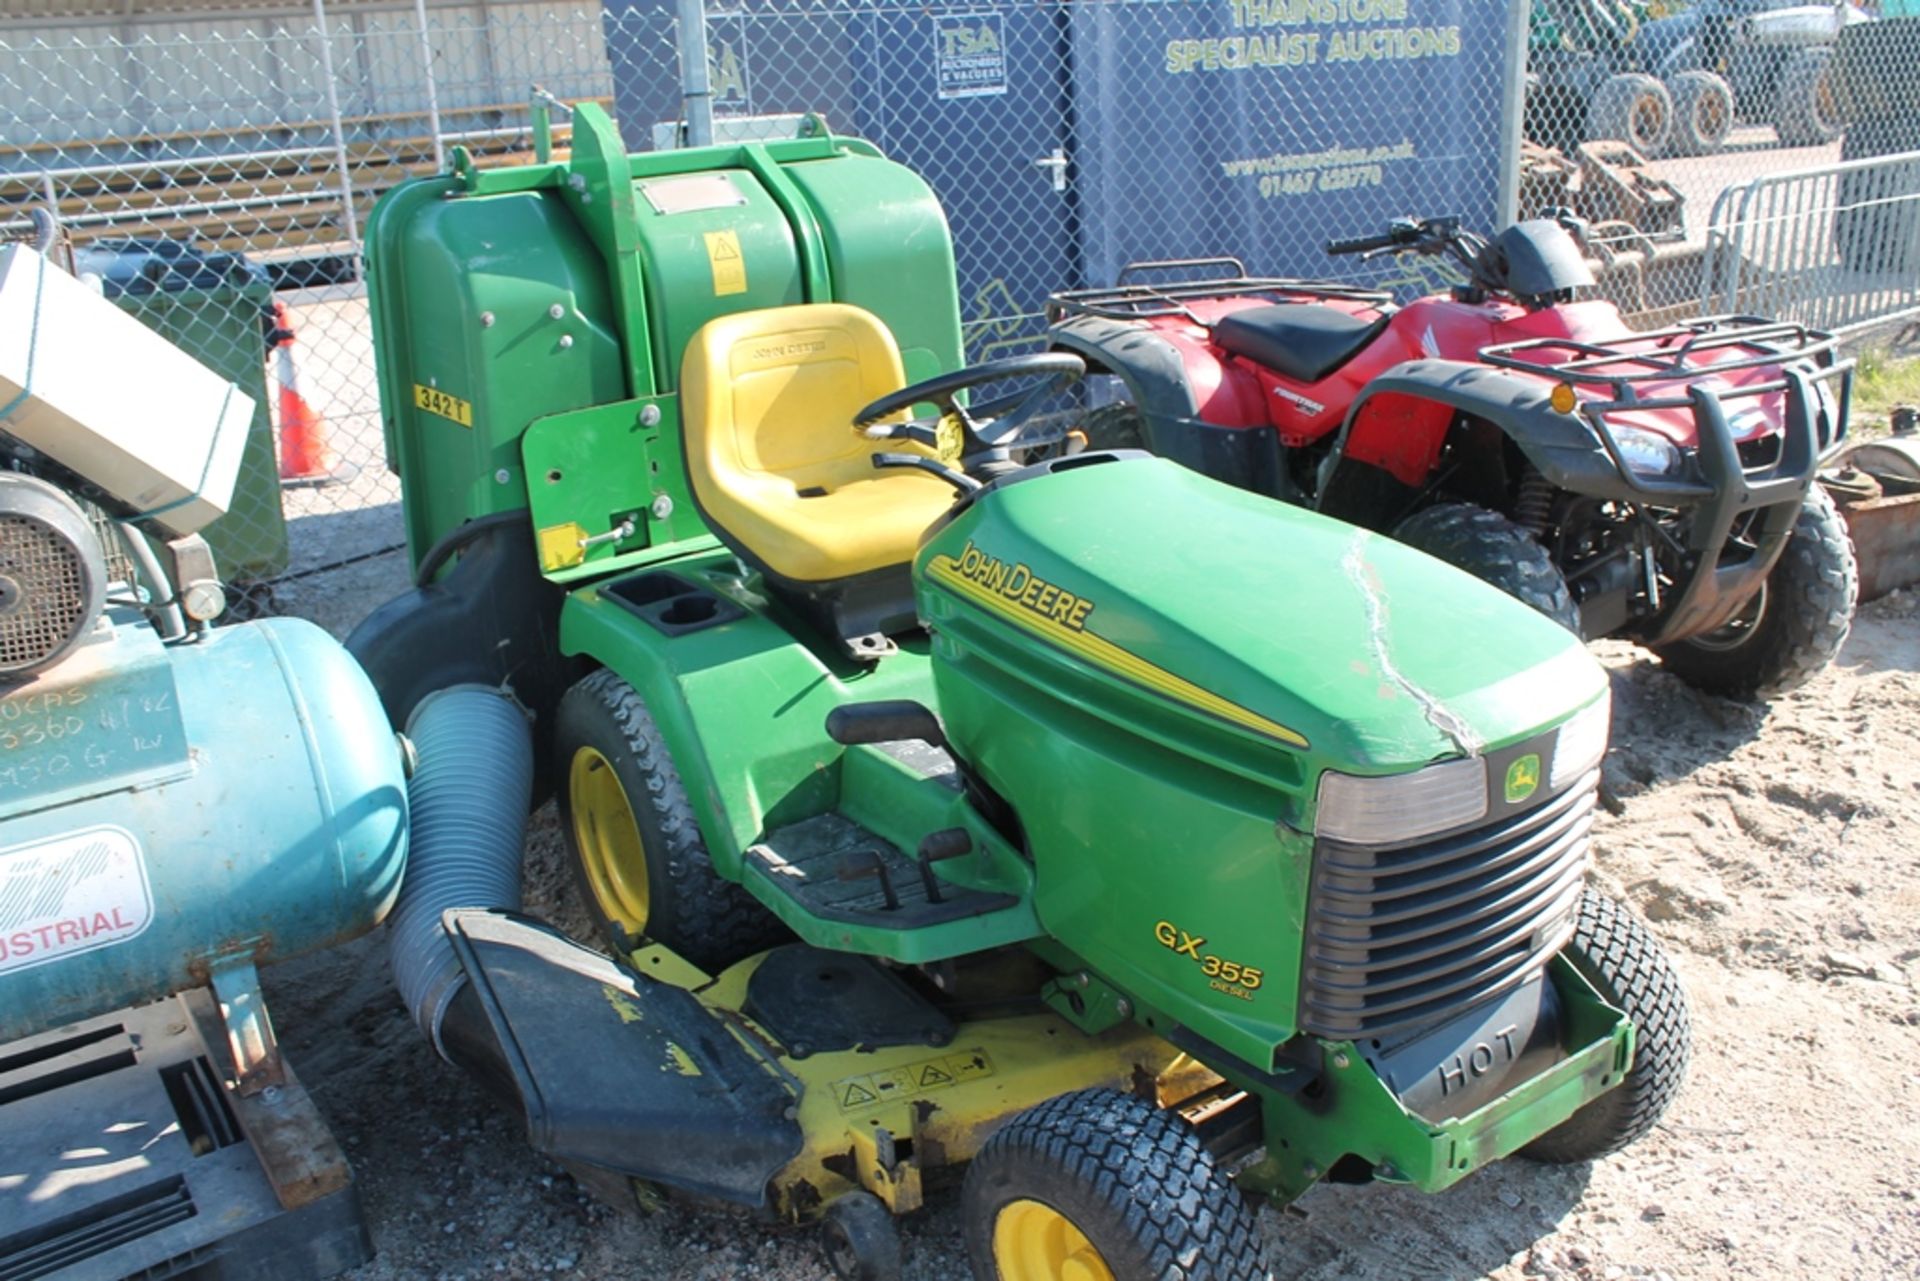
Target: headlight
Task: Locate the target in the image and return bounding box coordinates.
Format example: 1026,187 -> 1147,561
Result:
1549,694 -> 1610,792
1609,424 -> 1683,476
1315,757 -> 1488,846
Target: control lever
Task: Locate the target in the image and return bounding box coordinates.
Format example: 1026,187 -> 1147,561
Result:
838,849 -> 900,911
914,829 -> 973,905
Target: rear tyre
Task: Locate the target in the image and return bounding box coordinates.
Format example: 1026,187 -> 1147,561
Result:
1651,486 -> 1857,699
1667,71 -> 1733,156
555,668 -> 786,971
962,1089 -> 1265,1281
1589,73 -> 1673,155
1392,503 -> 1582,633
1774,46 -> 1843,147
1523,889 -> 1691,1164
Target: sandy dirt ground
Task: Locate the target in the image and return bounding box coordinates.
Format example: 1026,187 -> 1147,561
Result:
254,543 -> 1920,1281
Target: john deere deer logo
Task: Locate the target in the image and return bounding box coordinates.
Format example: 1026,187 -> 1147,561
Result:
1504,754 -> 1541,805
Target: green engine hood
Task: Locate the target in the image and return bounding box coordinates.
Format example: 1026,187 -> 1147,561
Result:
915,456 -> 1605,779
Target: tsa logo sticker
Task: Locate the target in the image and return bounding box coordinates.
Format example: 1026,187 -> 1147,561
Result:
934,13 -> 1009,100
1504,754 -> 1541,805
0,826 -> 152,976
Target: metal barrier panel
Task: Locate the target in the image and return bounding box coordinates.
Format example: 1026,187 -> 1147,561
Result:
1707,147 -> 1920,335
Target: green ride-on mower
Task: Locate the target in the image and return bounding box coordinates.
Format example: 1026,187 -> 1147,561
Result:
350,103 -> 1691,1280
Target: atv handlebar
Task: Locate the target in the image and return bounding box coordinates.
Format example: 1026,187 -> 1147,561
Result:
1325,216 -> 1458,260
1325,231 -> 1403,257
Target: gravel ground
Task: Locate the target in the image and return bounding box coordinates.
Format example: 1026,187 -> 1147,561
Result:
261,543 -> 1920,1281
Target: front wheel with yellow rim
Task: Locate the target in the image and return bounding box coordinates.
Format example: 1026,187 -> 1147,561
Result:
555,669 -> 785,973
962,1089 -> 1266,1281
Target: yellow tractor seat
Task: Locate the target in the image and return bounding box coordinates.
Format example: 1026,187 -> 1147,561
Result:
681,303 -> 959,646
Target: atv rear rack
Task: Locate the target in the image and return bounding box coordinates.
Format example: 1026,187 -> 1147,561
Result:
1047,258 -> 1391,323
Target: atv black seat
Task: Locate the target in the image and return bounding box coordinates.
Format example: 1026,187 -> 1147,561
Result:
1212,304 -> 1389,384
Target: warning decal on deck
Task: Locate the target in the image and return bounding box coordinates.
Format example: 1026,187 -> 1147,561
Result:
0,825 -> 152,976
834,1049 -> 994,1113
703,230 -> 749,297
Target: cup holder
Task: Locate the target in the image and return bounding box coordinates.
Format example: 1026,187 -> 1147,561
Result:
659,595 -> 719,626
604,570 -> 745,636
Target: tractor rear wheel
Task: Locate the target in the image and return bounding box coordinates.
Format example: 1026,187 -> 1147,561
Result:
962,1089 -> 1265,1281
555,668 -> 786,972
1589,72 -> 1673,155
1523,889 -> 1691,1164
1392,503 -> 1582,633
1651,486 -> 1857,699
1667,71 -> 1733,156
1775,46 -> 1844,147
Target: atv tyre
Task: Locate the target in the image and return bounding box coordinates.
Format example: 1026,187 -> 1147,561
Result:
1652,486 -> 1857,699
1667,71 -> 1733,157
1523,889 -> 1691,1164
1392,503 -> 1582,633
1774,47 -> 1844,148
962,1089 -> 1265,1281
1589,73 -> 1673,155
555,668 -> 786,972
1079,401 -> 1147,452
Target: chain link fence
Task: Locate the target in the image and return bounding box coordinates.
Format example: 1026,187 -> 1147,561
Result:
4,0 -> 1918,592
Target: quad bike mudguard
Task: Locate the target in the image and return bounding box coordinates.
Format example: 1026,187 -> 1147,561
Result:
1325,353 -> 1830,643
1050,312 -> 1293,499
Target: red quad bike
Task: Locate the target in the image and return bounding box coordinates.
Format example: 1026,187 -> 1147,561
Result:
1047,215 -> 1859,698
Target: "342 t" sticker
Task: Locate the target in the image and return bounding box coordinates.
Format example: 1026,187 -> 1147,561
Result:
413,383 -> 473,427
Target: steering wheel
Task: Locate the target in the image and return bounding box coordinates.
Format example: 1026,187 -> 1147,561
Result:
854,354 -> 1085,485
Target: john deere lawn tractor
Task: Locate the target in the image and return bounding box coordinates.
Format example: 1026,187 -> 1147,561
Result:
350,103 -> 1690,1280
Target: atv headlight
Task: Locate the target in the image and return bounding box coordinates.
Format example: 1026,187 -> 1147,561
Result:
1609,424 -> 1683,476
1549,693 -> 1610,792
1315,757 -> 1488,846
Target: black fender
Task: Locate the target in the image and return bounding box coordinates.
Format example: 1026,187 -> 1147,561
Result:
1048,313 -> 1200,421
346,515 -> 584,754
1316,358 -> 1627,526
1049,314 -> 1291,499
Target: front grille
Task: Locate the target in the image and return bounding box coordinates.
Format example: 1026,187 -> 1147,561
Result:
1299,770 -> 1598,1041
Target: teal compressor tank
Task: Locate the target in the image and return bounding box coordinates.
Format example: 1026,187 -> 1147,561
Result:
0,610 -> 409,1042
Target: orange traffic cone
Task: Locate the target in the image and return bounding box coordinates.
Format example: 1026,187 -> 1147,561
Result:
271,300 -> 335,485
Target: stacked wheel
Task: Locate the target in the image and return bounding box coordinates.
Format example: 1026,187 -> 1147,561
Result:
1774,47 -> 1845,148
1667,70 -> 1733,156
1589,73 -> 1673,156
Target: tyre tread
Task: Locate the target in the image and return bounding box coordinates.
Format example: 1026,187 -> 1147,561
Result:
1393,502 -> 1582,632
963,1089 -> 1265,1281
559,668 -> 784,971
1524,889 -> 1692,1163
1653,486 -> 1857,698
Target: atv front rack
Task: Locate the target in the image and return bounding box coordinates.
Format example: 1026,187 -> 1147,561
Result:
1047,258 -> 1392,323
1479,314 -> 1841,394
1481,314 -> 1854,644
1479,314 -> 1853,487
